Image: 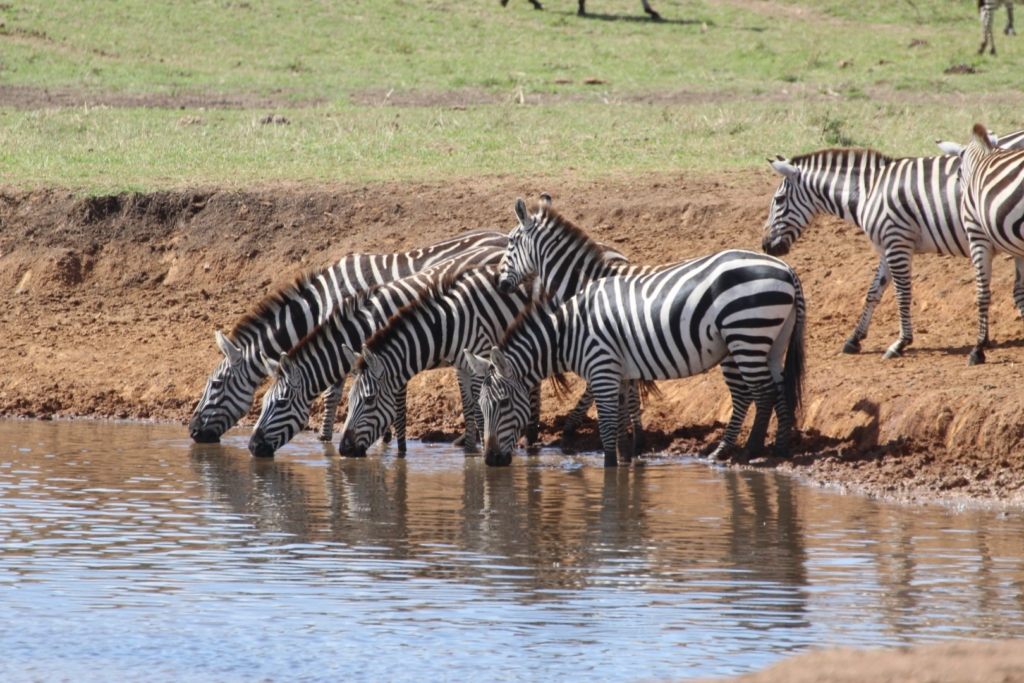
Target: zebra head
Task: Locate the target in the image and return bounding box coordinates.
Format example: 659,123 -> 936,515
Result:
464,347 -> 530,467
339,346 -> 395,458
762,157 -> 814,257
189,331 -> 260,443
248,353 -> 310,458
498,197 -> 543,294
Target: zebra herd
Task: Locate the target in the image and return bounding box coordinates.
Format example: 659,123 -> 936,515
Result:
189,122 -> 1024,468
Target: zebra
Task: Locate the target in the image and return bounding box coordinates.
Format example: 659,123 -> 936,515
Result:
465,250 -> 806,468
979,0 -> 1016,55
955,123 -> 1024,365
497,196 -> 664,450
499,0 -> 661,20
247,257 -> 514,458
762,134 -> 1024,360
337,263 -> 537,458
188,230 -> 508,444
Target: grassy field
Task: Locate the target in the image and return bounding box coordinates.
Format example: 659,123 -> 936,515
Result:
0,0 -> 1022,191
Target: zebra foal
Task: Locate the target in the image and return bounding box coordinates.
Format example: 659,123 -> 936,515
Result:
957,123 -> 1024,365
466,250 -> 806,468
763,135 -> 1024,360
189,230 -> 507,444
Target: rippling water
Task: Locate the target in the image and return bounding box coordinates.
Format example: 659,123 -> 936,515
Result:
2,419 -> 1024,682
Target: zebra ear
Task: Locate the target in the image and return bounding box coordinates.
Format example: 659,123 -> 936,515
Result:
361,346 -> 384,378
769,158 -> 799,180
972,123 -> 993,150
277,354 -> 300,386
341,344 -> 360,373
935,139 -> 964,156
462,349 -> 490,377
514,197 -> 531,228
489,347 -> 512,378
539,192 -> 553,207
260,352 -> 280,377
216,331 -> 243,364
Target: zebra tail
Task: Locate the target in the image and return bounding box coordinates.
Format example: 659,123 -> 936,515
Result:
636,379 -> 662,404
784,273 -> 807,421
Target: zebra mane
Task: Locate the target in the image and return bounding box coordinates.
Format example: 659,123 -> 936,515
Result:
286,285 -> 381,361
532,203 -> 608,265
356,263 -> 480,369
227,266 -> 329,341
788,147 -> 895,168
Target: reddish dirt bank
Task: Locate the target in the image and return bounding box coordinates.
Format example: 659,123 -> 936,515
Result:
3,172 -> 1024,505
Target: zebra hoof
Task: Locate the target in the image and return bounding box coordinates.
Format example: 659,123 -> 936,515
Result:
841,338 -> 861,354
882,346 -> 904,360
1006,27 -> 1017,36
317,432 -> 333,443
709,443 -> 737,463
968,348 -> 986,366
648,10 -> 662,21
397,438 -> 407,454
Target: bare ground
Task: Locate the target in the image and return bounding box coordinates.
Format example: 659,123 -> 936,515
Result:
4,171 -> 1024,510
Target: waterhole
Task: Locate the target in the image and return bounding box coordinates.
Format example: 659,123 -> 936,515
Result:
2,419 -> 1023,682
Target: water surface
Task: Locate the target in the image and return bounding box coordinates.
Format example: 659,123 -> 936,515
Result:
2,419 -> 1024,682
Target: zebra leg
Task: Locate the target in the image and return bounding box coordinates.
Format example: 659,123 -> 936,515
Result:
981,3 -> 996,54
640,0 -> 662,20
709,360 -> 754,463
1013,257 -> 1024,322
1006,0 -> 1016,34
577,0 -> 586,15
529,0 -> 543,8
628,381 -> 645,455
591,377 -> 624,468
394,383 -> 408,455
317,382 -> 343,442
616,381 -> 634,463
771,380 -> 797,458
969,236 -> 994,365
882,244 -> 915,359
742,381 -> 778,459
453,368 -> 480,452
526,383 -> 541,451
844,256 -> 891,354
562,386 -> 593,440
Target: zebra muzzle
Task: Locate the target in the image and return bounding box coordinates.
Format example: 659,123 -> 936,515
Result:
339,431 -> 367,458
248,429 -> 277,458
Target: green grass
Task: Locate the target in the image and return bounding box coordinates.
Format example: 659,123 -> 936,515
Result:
0,0 -> 1021,191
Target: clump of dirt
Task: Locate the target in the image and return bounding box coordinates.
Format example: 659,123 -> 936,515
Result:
4,172 -> 1024,505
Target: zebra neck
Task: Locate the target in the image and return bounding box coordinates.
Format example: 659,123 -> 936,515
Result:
292,313 -> 372,398
537,231 -> 611,301
801,149 -> 888,227
502,305 -> 567,385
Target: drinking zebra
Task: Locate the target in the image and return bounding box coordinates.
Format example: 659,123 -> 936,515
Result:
762,133 -> 1024,360
498,197 -> 663,450
189,230 -> 508,444
337,264 -> 537,459
978,0 -> 1015,55
466,250 -> 806,468
956,123 -> 1024,365
500,0 -> 661,20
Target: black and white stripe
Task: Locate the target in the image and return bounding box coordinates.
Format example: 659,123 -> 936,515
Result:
247,256 -> 502,458
189,230 -> 507,444
466,250 -> 806,468
957,123 -> 1024,364
338,264 -> 534,458
763,133 -> 1024,359
979,0 -> 1015,55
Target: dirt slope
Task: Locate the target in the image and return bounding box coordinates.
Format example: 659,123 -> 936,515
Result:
3,171 -> 1024,504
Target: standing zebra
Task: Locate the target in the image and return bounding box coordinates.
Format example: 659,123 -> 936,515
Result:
500,0 -> 661,20
763,137 -> 1024,359
248,260 -> 469,457
956,123 -> 1024,365
498,197 -> 664,450
979,0 -> 1016,55
338,264 -> 536,459
189,230 -> 508,444
466,250 -> 806,468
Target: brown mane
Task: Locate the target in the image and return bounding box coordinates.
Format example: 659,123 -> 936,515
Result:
788,147 -> 895,167
286,286 -> 380,360
532,203 -> 609,266
226,266 -> 327,341
355,263 -> 483,370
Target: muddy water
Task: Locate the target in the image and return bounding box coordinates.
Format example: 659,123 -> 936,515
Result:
2,420 -> 1024,683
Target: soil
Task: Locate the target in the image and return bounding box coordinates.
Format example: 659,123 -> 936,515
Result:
5,171 -> 1024,509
